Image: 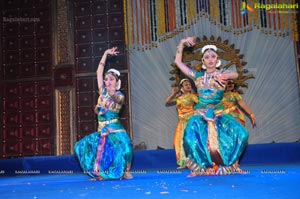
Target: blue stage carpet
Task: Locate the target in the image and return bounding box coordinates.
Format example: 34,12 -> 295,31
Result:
0,143 -> 300,199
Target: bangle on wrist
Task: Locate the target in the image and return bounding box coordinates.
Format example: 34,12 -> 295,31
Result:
99,62 -> 105,66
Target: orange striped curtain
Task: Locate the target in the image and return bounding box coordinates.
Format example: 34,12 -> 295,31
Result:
124,0 -> 298,51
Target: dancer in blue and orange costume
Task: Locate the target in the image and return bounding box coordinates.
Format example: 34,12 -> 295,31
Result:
174,37 -> 249,176
74,47 -> 133,180
222,80 -> 256,127
165,78 -> 198,168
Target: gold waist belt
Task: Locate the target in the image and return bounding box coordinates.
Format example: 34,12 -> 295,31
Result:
98,118 -> 118,131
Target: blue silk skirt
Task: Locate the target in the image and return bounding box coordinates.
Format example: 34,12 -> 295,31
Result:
183,113 -> 249,168
74,131 -> 133,180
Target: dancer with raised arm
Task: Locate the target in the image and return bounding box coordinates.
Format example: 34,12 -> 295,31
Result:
175,37 -> 249,176
74,47 -> 133,180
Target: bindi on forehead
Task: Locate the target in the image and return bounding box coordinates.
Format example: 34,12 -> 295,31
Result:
204,50 -> 217,56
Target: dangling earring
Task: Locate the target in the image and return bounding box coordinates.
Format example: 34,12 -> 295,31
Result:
216,59 -> 221,68
201,60 -> 206,69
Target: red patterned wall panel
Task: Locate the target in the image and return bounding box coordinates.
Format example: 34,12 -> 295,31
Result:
1,0 -> 53,159
3,127 -> 20,140
21,126 -> 36,139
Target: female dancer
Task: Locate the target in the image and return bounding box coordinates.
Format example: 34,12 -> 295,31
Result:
74,47 -> 133,180
222,80 -> 256,127
165,79 -> 198,168
175,37 -> 249,176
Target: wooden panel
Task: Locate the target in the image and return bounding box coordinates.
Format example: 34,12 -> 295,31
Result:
53,67 -> 73,87
92,14 -> 108,27
75,16 -> 91,30
74,2 -> 91,17
76,30 -> 92,44
36,62 -> 51,76
75,58 -> 92,73
20,63 -> 35,78
108,0 -> 123,13
37,125 -> 52,138
3,64 -> 19,79
21,126 -> 37,139
108,13 -> 123,27
3,23 -> 19,36
2,141 -> 21,158
92,42 -> 107,57
21,49 -> 35,63
3,97 -> 19,111
3,37 -> 19,50
92,28 -> 108,42
1,1 -> 53,159
108,26 -> 125,41
3,127 -> 20,140
20,97 -> 35,110
91,1 -> 106,15
75,44 -> 92,58
20,24 -> 35,36
35,22 -> 51,34
4,50 -> 19,64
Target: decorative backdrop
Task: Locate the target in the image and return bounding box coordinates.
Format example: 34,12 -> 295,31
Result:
125,0 -> 300,149
124,0 -> 298,51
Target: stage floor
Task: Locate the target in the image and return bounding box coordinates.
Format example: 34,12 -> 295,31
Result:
1,143 -> 300,198
1,164 -> 299,198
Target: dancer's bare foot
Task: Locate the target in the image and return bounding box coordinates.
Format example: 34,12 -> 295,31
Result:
205,167 -> 216,175
90,176 -> 104,181
187,172 -> 198,177
123,171 -> 133,179
233,166 -> 247,174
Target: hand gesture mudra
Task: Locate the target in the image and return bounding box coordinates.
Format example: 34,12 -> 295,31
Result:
183,37 -> 196,47
106,47 -> 119,56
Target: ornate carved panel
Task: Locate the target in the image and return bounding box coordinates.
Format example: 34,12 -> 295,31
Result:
21,126 -> 36,139
55,89 -> 74,155
76,30 -> 92,44
3,127 -> 20,140
1,79 -> 53,158
4,51 -> 19,64
4,37 -> 18,50
92,15 -> 108,27
75,44 -> 92,58
36,62 -> 51,76
3,24 -> 19,36
108,0 -> 123,13
92,28 -> 108,42
108,13 -> 123,27
75,58 -> 92,73
53,67 -> 73,87
75,16 -> 91,30
108,27 -> 125,41
92,1 -> 106,15
3,64 -> 18,79
20,63 -> 35,77
35,22 -> 50,34
21,49 -> 35,63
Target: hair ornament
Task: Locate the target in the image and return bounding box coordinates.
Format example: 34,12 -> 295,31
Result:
179,78 -> 190,86
201,45 -> 217,54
